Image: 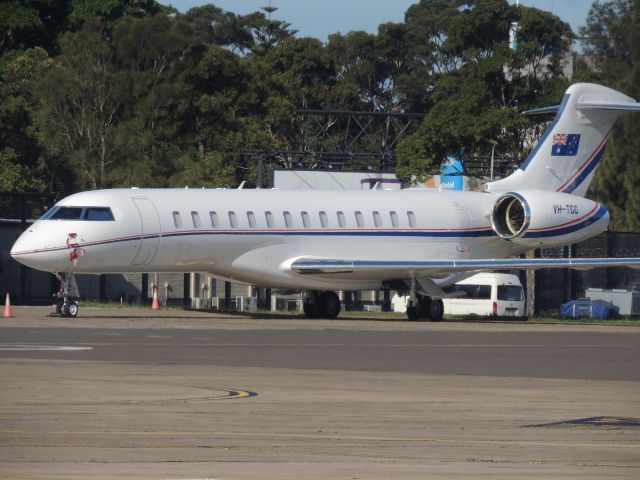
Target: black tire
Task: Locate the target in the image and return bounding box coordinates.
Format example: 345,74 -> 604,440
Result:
55,298 -> 63,314
303,301 -> 319,318
68,302 -> 78,317
429,299 -> 444,321
406,305 -> 419,321
418,297 -> 431,321
61,303 -> 70,316
318,291 -> 341,319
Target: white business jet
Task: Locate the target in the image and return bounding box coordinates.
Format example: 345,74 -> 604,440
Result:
10,83 -> 640,319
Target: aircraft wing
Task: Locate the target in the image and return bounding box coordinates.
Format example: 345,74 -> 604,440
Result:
290,257 -> 640,275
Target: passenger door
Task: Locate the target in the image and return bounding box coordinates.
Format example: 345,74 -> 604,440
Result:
131,197 -> 160,265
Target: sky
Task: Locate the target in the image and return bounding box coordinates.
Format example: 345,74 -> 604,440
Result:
163,0 -> 594,41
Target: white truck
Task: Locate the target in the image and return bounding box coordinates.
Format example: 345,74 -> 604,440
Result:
392,273 -> 525,317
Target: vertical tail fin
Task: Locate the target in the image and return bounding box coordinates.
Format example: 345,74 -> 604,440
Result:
486,83 -> 640,197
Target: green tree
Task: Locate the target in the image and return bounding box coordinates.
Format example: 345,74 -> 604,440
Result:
0,47 -> 54,191
182,5 -> 255,53
582,0 -> 640,232
68,0 -> 169,29
108,14 -> 197,187
396,0 -> 573,184
0,0 -> 73,59
37,18 -> 127,189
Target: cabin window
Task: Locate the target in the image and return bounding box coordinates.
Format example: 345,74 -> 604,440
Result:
301,211 -> 311,228
390,211 -> 399,228
247,211 -> 256,228
83,207 -> 114,221
209,211 -> 219,227
283,211 -> 293,228
228,211 -> 238,228
355,211 -> 364,228
265,211 -> 274,228
407,211 -> 416,228
191,211 -> 201,228
372,211 -> 382,228
172,211 -> 182,228
337,211 -> 346,228
319,211 -> 329,228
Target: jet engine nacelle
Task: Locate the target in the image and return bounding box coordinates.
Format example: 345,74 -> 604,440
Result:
491,190 -> 608,247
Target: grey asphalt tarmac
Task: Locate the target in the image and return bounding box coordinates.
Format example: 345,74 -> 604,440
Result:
0,307 -> 639,479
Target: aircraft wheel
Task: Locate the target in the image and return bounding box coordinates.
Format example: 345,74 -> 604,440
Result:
406,305 -> 419,321
60,303 -> 69,316
417,297 -> 431,321
55,298 -> 64,314
429,299 -> 444,322
318,291 -> 341,319
68,302 -> 78,317
303,301 -> 319,318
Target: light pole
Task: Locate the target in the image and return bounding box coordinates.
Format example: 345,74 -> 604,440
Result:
489,139 -> 498,181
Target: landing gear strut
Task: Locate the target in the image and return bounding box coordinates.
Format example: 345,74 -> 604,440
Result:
55,272 -> 79,317
405,276 -> 444,322
303,291 -> 341,319
406,295 -> 444,322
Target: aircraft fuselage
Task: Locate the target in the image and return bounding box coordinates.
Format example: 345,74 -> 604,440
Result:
10,187 -> 607,291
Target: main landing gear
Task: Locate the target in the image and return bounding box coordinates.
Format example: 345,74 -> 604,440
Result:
54,272 -> 79,317
404,275 -> 444,322
303,291 -> 341,319
406,295 -> 444,322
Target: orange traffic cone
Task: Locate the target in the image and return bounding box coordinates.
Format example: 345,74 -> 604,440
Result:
4,293 -> 12,318
151,286 -> 160,310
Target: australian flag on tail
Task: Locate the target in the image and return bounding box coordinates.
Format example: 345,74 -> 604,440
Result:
551,133 -> 581,156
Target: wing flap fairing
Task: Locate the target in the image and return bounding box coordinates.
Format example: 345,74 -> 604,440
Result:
290,257 -> 640,274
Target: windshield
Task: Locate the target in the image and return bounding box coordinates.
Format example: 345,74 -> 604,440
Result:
498,285 -> 524,301
41,206 -> 114,221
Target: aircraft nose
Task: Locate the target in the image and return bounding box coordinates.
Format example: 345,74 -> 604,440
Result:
10,231 -> 32,264
10,229 -> 52,271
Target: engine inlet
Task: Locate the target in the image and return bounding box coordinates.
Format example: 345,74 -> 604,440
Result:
492,193 -> 531,239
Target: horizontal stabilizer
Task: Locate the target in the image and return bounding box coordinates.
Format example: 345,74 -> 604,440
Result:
576,101 -> 640,111
291,257 -> 640,274
523,101 -> 640,115
523,105 -> 561,115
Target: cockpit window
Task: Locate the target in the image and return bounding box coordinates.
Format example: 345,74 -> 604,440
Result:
43,206 -> 114,221
84,207 -> 114,221
50,207 -> 83,220
40,206 -> 60,220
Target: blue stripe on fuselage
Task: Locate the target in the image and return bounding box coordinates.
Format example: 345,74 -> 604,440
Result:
523,204 -> 607,238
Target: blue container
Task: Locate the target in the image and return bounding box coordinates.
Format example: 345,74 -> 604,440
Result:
440,156 -> 464,190
560,299 -> 620,319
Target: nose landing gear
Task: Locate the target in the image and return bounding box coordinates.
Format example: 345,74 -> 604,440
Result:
54,272 -> 79,317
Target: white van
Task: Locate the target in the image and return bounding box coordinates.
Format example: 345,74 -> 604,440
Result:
442,273 -> 525,317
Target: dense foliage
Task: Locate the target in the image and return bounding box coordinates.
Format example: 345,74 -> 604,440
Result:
0,0 -> 637,230
581,0 -> 640,232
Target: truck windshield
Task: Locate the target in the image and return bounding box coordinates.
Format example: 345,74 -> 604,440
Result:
498,285 -> 524,301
